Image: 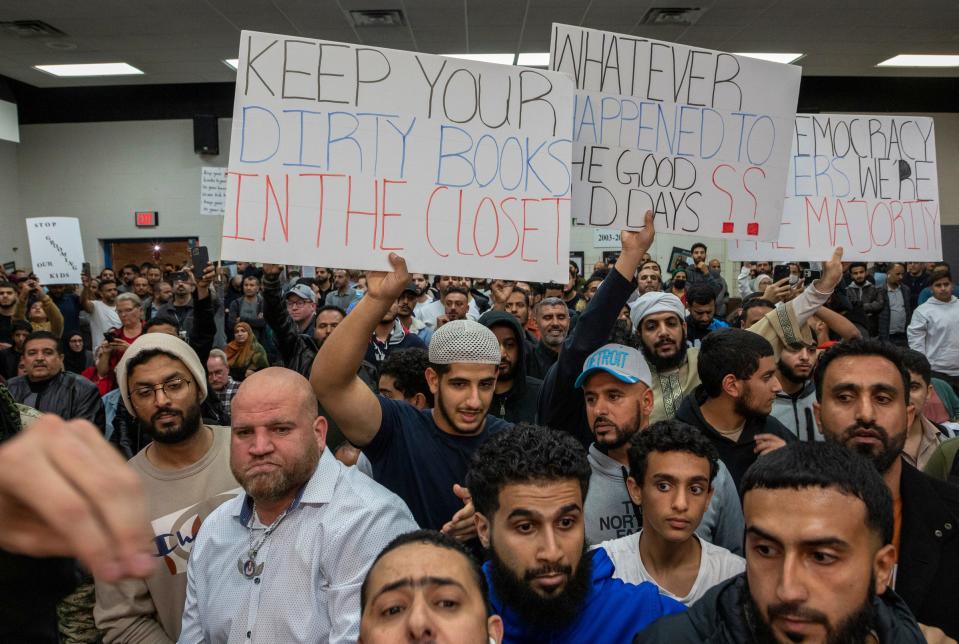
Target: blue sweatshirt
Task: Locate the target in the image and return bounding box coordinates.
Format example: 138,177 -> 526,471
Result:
484,547 -> 685,643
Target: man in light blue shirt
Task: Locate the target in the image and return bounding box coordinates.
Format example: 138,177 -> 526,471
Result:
179,368 -> 417,643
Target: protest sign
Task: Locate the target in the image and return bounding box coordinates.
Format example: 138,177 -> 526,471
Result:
26,217 -> 84,284
728,114 -> 941,261
201,167 -> 227,216
220,31 -> 574,282
550,24 -> 800,242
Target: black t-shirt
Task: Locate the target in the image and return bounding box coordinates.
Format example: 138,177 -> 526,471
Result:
0,313 -> 12,345
364,396 -> 511,530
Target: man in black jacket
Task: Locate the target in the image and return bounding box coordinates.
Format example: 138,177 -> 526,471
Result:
675,328 -> 796,487
478,310 -> 541,423
878,262 -> 912,346
7,331 -> 105,432
814,339 -> 959,639
261,263 -> 320,378
636,442 -> 927,643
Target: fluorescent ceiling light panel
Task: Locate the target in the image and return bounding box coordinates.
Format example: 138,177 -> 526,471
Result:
444,53 -> 515,65
34,62 -> 143,77
734,53 -> 804,64
877,54 -> 959,67
517,52 -> 550,66
224,58 -> 239,70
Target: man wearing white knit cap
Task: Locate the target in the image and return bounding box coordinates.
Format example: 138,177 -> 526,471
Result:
628,249 -> 847,423
312,253 -> 511,543
94,332 -> 238,643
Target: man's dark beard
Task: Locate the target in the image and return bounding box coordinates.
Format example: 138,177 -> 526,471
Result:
733,386 -> 767,420
592,401 -> 643,450
744,575 -> 876,644
641,332 -> 688,372
825,420 -> 906,474
489,542 -> 593,633
138,403 -> 202,445
777,358 -> 810,385
434,388 -> 487,435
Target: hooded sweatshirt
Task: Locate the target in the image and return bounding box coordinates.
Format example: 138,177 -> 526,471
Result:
771,379 -> 820,442
478,311 -> 542,424
486,547 -> 685,644
634,574 -> 925,643
908,295 -> 959,377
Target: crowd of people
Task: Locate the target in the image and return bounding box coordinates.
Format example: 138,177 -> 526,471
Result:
1,212 -> 959,643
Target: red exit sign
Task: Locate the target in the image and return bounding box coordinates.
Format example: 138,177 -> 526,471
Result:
135,211 -> 158,227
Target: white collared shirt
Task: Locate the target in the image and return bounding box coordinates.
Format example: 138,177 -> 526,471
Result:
179,448 -> 417,643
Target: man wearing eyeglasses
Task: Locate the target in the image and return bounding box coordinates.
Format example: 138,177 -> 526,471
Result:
94,333 -> 239,643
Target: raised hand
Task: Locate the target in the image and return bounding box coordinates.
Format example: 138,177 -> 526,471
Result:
365,253 -> 411,304
818,247 -> 845,293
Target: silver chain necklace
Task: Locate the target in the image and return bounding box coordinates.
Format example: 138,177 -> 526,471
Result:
237,501 -> 294,579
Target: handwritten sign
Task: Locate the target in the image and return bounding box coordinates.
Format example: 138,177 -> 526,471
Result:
728,114 -> 941,261
550,24 -> 800,241
220,30 -> 574,281
200,167 -> 228,216
26,217 -> 85,284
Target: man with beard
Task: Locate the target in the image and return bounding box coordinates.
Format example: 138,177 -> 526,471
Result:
467,424 -> 685,643
366,295 -> 426,369
360,530 -> 504,644
312,253 -> 510,543
526,296 -> 570,379
94,333 -> 239,643
81,278 -> 122,348
416,275 -> 482,328
845,262 -> 884,337
813,339 -> 959,638
180,368 -> 416,642
576,344 -> 744,553
636,441 -> 927,644
396,282 -> 432,344
636,262 -> 663,297
478,310 -> 541,423
771,341 -> 820,442
685,283 -> 728,348
676,329 -> 796,487
630,248 -> 845,424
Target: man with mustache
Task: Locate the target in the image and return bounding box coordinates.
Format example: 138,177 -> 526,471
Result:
94,333 -> 238,643
629,248 -> 845,424
771,341 -> 821,442
479,310 -> 541,423
813,338 -> 959,639
526,296 -> 571,379
7,331 -> 105,431
180,368 -> 416,642
636,441 -> 928,643
676,329 -> 796,487
467,424 -> 685,643
312,253 -> 510,544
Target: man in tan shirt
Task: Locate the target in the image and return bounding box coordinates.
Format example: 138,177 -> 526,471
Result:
94,333 -> 239,643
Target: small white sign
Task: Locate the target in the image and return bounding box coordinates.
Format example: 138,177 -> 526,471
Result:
200,167 -> 227,216
593,228 -> 622,248
26,217 -> 85,284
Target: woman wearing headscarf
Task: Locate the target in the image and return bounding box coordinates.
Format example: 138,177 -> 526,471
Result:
224,321 -> 269,381
62,332 -> 93,375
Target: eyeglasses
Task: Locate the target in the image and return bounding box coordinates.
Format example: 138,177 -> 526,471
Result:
286,299 -> 312,308
132,376 -> 192,404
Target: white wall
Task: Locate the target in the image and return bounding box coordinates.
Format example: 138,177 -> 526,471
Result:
14,119 -> 231,271
0,139 -> 25,268
4,112 -> 958,277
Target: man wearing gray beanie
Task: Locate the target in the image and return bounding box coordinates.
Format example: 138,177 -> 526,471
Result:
94,333 -> 238,643
312,253 -> 512,545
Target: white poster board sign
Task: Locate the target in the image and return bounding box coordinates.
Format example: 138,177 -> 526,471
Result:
26,217 -> 85,284
220,31 -> 574,281
729,114 -> 941,261
550,24 -> 801,242
200,167 -> 227,216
